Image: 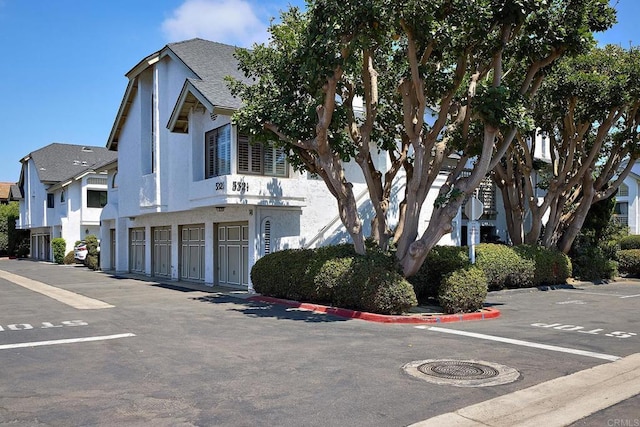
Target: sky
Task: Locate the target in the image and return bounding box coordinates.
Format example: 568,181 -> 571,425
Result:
0,0 -> 638,184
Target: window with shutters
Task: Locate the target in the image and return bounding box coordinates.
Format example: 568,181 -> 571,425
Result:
238,136 -> 288,177
238,135 -> 264,174
205,124 -> 231,178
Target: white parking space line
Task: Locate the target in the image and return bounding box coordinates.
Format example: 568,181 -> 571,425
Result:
424,326 -> 621,361
554,289 -> 624,297
0,269 -> 114,309
555,289 -> 640,299
0,333 -> 136,350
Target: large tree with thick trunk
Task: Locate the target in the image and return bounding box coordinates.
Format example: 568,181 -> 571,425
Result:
228,0 -> 615,276
493,45 -> 640,252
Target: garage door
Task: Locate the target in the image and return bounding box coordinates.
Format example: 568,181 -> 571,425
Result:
180,224 -> 205,282
152,226 -> 171,278
218,222 -> 249,287
129,228 -> 145,273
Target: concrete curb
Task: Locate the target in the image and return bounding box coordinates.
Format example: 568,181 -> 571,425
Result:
410,352 -> 640,426
248,296 -> 500,324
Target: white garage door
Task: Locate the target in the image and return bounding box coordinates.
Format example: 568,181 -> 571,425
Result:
129,228 -> 145,273
152,226 -> 171,278
180,224 -> 205,282
218,223 -> 249,287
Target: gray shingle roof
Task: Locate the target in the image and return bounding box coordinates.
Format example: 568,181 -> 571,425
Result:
10,184 -> 22,200
26,143 -> 118,183
166,38 -> 251,110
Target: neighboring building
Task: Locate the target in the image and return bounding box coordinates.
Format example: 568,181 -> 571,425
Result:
614,164 -> 640,233
0,182 -> 12,204
15,143 -> 117,260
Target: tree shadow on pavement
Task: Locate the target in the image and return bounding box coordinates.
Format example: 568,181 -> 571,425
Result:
191,295 -> 349,323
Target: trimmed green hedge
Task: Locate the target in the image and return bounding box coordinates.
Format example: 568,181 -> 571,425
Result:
408,245 -> 470,301
251,244 -> 417,314
333,251 -> 417,315
619,235 -> 640,250
617,249 -> 640,276
513,244 -> 572,286
571,246 -> 618,281
438,267 -> 488,314
63,250 -> 76,265
475,244 -> 535,290
250,248 -> 314,300
83,235 -> 100,270
52,238 -> 66,264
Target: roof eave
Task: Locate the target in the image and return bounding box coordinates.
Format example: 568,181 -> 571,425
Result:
167,81 -> 217,133
107,52 -> 161,151
94,159 -> 118,174
107,79 -> 138,151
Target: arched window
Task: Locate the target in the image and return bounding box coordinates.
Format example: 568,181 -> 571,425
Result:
111,172 -> 118,189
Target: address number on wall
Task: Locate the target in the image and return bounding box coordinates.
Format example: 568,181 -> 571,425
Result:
232,181 -> 249,191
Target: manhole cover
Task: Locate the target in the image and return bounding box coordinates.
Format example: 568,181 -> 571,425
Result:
403,359 -> 520,387
417,360 -> 499,380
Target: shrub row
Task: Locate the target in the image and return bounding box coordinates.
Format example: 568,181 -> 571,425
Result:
409,243 -> 572,302
476,244 -> 535,290
619,235 -> 640,250
617,249 -> 640,276
253,242 -> 573,316
513,244 -> 572,287
250,244 -> 417,315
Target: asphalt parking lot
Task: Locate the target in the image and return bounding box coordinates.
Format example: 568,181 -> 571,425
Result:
0,259 -> 638,426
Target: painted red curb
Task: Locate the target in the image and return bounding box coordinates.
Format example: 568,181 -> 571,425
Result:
248,296 -> 500,324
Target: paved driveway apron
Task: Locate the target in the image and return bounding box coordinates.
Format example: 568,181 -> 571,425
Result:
0,260 -> 638,426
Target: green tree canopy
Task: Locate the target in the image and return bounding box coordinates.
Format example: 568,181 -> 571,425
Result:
228,0 -> 616,276
493,44 -> 640,252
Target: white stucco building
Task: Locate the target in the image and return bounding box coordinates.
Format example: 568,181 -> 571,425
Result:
613,163 -> 640,234
15,143 -> 117,260
99,38 -> 516,290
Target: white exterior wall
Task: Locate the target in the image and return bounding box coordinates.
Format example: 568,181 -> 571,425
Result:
18,159 -> 49,230
102,45 -> 469,288
619,172 -> 639,235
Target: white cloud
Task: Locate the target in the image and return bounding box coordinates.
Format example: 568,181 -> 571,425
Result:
161,0 -> 269,47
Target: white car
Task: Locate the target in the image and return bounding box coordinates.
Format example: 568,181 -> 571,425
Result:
74,241 -> 88,261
